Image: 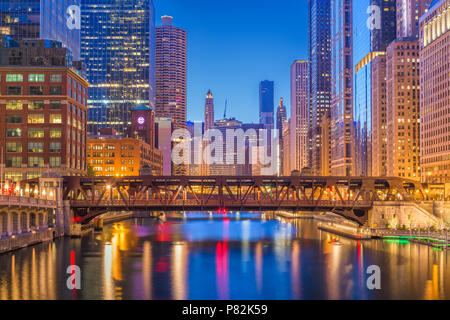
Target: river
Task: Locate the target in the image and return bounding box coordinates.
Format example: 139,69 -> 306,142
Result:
0,212 -> 449,300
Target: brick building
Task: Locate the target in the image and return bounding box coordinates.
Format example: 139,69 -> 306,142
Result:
87,134 -> 163,177
0,39 -> 88,182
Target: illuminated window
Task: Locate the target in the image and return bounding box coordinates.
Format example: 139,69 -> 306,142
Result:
50,114 -> 62,124
49,157 -> 61,168
28,114 -> 44,124
6,157 -> 22,168
6,74 -> 23,82
28,128 -> 44,138
6,128 -> 22,138
50,129 -> 62,138
28,74 -> 45,82
28,100 -> 44,110
6,142 -> 22,153
28,157 -> 44,168
6,100 -> 22,110
28,142 -> 44,153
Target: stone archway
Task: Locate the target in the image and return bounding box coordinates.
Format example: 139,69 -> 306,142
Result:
0,212 -> 6,237
20,212 -> 28,233
11,212 -> 19,234
30,213 -> 37,230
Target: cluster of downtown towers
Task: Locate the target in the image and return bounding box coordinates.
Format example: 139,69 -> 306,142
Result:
0,0 -> 449,183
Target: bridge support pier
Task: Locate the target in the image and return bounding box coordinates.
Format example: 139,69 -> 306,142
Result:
6,212 -> 12,237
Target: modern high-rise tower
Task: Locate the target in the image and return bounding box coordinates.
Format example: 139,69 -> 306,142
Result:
81,0 -> 156,135
353,0 -> 397,176
308,0 -> 332,175
276,98 -> 287,133
290,60 -> 310,172
155,16 -> 187,131
276,98 -> 287,175
204,90 -> 214,131
397,0 -> 432,39
0,0 -> 81,60
259,80 -> 275,130
330,0 -> 353,176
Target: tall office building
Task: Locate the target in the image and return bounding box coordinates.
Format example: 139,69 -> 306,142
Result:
353,0 -> 396,176
276,98 -> 287,133
259,80 -> 274,130
420,0 -> 450,183
0,0 -> 81,60
397,0 -> 432,39
330,0 -> 353,176
81,0 -> 156,136
276,98 -> 287,175
308,0 -> 332,175
290,60 -> 310,172
386,39 -> 421,181
204,90 -> 214,131
371,53 -> 387,177
155,16 -> 187,131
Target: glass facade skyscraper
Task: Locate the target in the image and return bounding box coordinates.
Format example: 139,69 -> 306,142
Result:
0,0 -> 80,59
308,0 -> 332,175
259,80 -> 275,130
81,0 -> 155,135
352,0 -> 396,176
331,0 -> 353,176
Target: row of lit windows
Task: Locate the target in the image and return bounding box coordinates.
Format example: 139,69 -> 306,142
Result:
5,157 -> 61,168
4,100 -> 62,110
3,73 -> 61,83
5,114 -> 62,124
5,142 -> 62,153
5,127 -> 62,138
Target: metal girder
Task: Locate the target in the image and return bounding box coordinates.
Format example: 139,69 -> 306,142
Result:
63,175 -> 426,224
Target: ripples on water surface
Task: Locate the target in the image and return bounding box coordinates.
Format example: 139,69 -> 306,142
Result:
0,212 -> 449,300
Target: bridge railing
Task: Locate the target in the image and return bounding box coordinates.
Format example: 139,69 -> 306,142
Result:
68,199 -> 373,208
0,195 -> 57,208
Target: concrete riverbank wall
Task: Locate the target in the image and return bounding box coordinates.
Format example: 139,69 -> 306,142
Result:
0,229 -> 55,254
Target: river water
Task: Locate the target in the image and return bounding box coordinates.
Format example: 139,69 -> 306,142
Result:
0,212 -> 449,300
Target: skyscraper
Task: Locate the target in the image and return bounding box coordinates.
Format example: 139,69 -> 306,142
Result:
330,0 -> 353,176
276,98 -> 287,132
81,0 -> 155,135
290,60 -> 310,172
155,16 -> 187,131
276,98 -> 287,175
386,39 -> 421,181
353,0 -> 396,176
0,0 -> 81,60
420,0 -> 450,183
308,0 -> 332,175
259,80 -> 274,130
204,90 -> 214,131
397,0 -> 432,39
371,53 -> 387,177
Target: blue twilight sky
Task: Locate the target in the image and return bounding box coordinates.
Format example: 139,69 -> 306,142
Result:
154,0 -> 309,124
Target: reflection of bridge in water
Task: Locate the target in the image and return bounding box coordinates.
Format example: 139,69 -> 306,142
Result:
62,176 -> 427,225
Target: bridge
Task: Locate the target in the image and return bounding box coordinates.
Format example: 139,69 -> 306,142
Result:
60,175 -> 426,225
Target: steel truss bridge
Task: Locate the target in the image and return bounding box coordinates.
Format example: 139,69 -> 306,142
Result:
62,176 -> 426,225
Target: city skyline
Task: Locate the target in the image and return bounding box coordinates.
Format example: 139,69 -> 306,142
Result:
155,0 -> 309,123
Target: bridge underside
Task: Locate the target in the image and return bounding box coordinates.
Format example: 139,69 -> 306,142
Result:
61,175 -> 425,226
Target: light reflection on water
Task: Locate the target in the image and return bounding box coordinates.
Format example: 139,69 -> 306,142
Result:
0,213 -> 449,300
